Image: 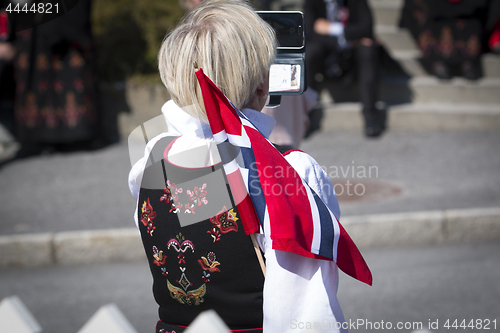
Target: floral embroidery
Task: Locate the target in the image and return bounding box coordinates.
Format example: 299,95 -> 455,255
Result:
153,246 -> 166,266
38,81 -> 49,92
41,107 -> 57,128
167,280 -> 206,306
141,198 -> 157,236
70,51 -> 85,68
167,233 -> 195,253
73,78 -> 85,93
161,181 -> 182,213
52,55 -> 63,71
439,26 -> 454,58
185,183 -> 208,213
36,54 -> 48,71
207,207 -> 239,242
160,183 -> 210,215
198,252 -> 221,273
202,271 -> 211,283
21,93 -> 39,128
63,92 -> 81,128
18,52 -> 29,70
54,80 -> 64,93
187,183 -> 208,206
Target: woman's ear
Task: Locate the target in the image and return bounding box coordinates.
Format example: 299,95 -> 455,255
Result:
256,79 -> 268,98
243,73 -> 269,111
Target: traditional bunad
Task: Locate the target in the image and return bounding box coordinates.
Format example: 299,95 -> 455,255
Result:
129,98 -> 356,332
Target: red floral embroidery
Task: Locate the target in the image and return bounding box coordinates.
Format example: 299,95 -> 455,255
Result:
17,52 -> 28,70
73,78 -> 85,93
41,107 -> 57,128
141,198 -> 157,236
187,183 -> 208,207
70,52 -> 84,68
207,207 -> 239,242
54,80 -> 64,93
52,55 -> 63,71
160,181 -> 182,213
36,54 -> 48,71
63,92 -> 81,128
153,246 -> 166,266
38,81 -> 49,92
22,93 -> 39,128
177,253 -> 186,265
198,252 -> 220,273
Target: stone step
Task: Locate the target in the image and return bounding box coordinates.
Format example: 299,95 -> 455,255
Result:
317,99 -> 500,132
375,25 -> 419,52
369,0 -> 403,5
371,0 -> 402,27
111,78 -> 500,140
323,76 -> 500,104
392,51 -> 500,78
407,77 -> 500,104
375,25 -> 500,78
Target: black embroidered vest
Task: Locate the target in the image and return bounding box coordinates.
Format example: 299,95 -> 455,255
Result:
137,136 -> 264,330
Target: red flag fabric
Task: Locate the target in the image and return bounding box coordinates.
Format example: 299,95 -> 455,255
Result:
195,67 -> 372,285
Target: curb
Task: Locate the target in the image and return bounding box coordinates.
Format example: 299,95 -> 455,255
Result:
320,102 -> 500,132
1,207 -> 499,269
0,229 -> 146,269
341,207 -> 500,248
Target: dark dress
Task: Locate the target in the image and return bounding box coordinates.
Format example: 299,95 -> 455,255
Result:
10,0 -> 99,144
399,0 -> 492,67
138,136 -> 265,332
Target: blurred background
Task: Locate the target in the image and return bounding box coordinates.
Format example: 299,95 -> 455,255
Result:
0,0 -> 499,332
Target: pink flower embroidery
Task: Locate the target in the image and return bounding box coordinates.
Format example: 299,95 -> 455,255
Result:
161,181 -> 182,213
187,183 -> 208,207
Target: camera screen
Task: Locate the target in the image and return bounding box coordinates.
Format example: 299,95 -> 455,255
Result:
258,12 -> 304,49
269,64 -> 301,93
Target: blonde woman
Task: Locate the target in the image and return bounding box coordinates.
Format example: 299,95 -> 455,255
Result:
129,1 -> 347,331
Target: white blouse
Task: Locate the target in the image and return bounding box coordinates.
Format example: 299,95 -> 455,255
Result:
128,100 -> 347,332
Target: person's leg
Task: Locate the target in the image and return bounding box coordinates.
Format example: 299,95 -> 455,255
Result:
356,39 -> 385,137
305,39 -> 329,92
304,37 -> 333,138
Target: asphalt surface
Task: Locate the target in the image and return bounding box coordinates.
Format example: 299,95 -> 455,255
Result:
1,126 -> 499,332
1,241 -> 498,332
0,130 -> 499,235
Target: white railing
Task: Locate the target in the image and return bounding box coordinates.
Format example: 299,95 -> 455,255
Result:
0,296 -> 231,333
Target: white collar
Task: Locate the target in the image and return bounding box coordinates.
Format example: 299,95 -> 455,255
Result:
161,100 -> 276,139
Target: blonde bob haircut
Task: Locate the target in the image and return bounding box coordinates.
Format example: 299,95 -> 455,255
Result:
158,0 -> 277,121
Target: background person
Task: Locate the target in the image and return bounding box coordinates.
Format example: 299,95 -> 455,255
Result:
304,0 -> 386,137
399,0 -> 500,80
261,89 -> 318,149
8,0 -> 101,157
0,0 -> 16,159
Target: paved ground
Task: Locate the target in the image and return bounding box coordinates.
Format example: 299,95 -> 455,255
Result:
1,113 -> 499,332
1,241 -> 498,332
0,130 -> 499,235
300,130 -> 500,217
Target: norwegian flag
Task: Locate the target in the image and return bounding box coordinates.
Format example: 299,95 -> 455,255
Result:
195,67 -> 372,285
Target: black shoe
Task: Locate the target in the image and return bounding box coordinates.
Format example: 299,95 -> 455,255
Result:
433,61 -> 451,80
461,61 -> 481,81
364,105 -> 387,138
304,107 -> 323,139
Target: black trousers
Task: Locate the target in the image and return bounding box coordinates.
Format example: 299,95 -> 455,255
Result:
305,35 -> 380,120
